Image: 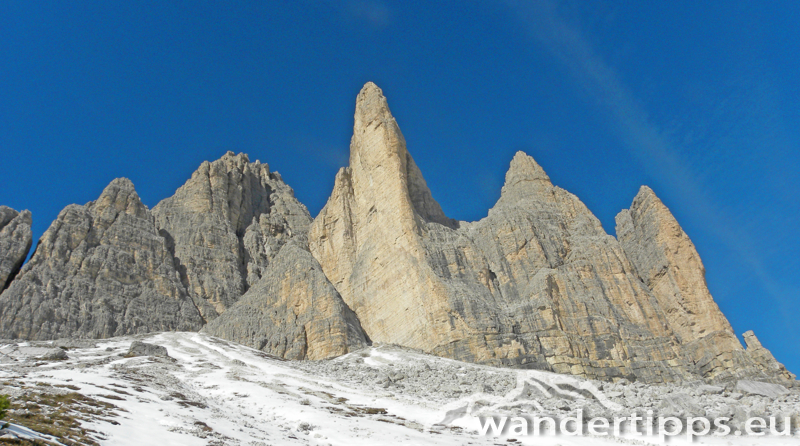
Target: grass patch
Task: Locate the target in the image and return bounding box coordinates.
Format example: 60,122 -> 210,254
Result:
2,389 -> 123,446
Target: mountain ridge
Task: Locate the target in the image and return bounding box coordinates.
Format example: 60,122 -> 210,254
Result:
0,82 -> 794,386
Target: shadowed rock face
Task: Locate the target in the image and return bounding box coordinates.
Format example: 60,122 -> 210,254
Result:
0,178 -> 204,340
203,241 -> 368,360
152,152 -> 312,322
310,83 -> 696,383
0,206 -> 32,291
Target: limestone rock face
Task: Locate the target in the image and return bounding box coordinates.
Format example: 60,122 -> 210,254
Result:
152,152 -> 311,321
0,179 -> 204,340
310,82 -> 691,382
743,330 -> 796,381
202,241 -> 368,360
615,187 -> 791,382
0,206 -> 32,291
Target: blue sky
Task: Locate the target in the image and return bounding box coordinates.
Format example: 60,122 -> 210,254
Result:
1,1 -> 797,374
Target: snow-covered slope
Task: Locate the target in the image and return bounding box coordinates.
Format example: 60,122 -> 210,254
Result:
1,332 -> 798,445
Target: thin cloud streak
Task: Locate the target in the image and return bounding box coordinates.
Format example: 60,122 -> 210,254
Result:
345,0 -> 392,29
505,0 -> 794,330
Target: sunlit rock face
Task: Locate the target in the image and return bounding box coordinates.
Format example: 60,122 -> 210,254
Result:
0,82 -> 792,385
616,187 -> 794,382
202,240 -> 368,360
311,82 -> 729,383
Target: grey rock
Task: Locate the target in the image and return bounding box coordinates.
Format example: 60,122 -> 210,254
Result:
39,348 -> 68,360
0,178 -> 204,340
54,339 -> 98,349
128,341 -> 169,358
616,187 -> 779,382
202,241 -> 367,360
742,330 -> 796,381
658,392 -> 705,417
697,385 -> 724,395
0,206 -> 32,291
152,151 -> 312,321
736,380 -> 790,399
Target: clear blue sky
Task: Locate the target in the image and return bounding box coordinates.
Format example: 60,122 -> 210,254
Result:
1,1 -> 797,374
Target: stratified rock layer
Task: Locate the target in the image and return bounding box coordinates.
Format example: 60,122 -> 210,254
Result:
203,241 -> 368,360
310,83 -> 694,382
743,330 -> 795,382
0,206 -> 32,291
0,179 -> 204,340
616,187 -> 793,383
152,152 -> 311,321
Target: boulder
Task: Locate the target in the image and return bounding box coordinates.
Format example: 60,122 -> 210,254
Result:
736,380 -> 790,399
127,341 -> 169,358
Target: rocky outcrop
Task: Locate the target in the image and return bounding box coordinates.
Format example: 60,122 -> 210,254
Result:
615,187 -> 793,383
127,341 -> 170,358
0,178 -> 204,340
0,206 -> 32,291
743,330 -> 796,382
152,152 -> 311,322
203,241 -> 368,360
310,82 -> 693,382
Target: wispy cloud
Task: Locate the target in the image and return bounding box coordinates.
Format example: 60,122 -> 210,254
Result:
505,0 -> 795,332
345,0 -> 392,30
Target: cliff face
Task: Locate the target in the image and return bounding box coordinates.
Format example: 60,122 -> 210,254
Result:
0,179 -> 204,340
309,82 -> 792,384
152,152 -> 312,321
616,190 -> 795,382
202,241 -> 368,360
0,83 -> 791,385
0,206 -> 32,291
309,83 -> 687,382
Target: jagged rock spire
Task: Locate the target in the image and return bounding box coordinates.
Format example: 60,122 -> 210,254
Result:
310,82 -> 459,349
349,82 -> 452,226
501,151 -> 552,192
615,185 -> 790,381
615,185 -> 736,346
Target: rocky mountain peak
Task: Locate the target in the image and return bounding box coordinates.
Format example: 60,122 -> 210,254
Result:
0,179 -> 203,340
152,151 -> 311,320
504,151 -> 552,187
353,82 -> 390,131
496,151 -> 554,206
347,82 -> 451,226
92,177 -> 148,219
350,81 -> 406,170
